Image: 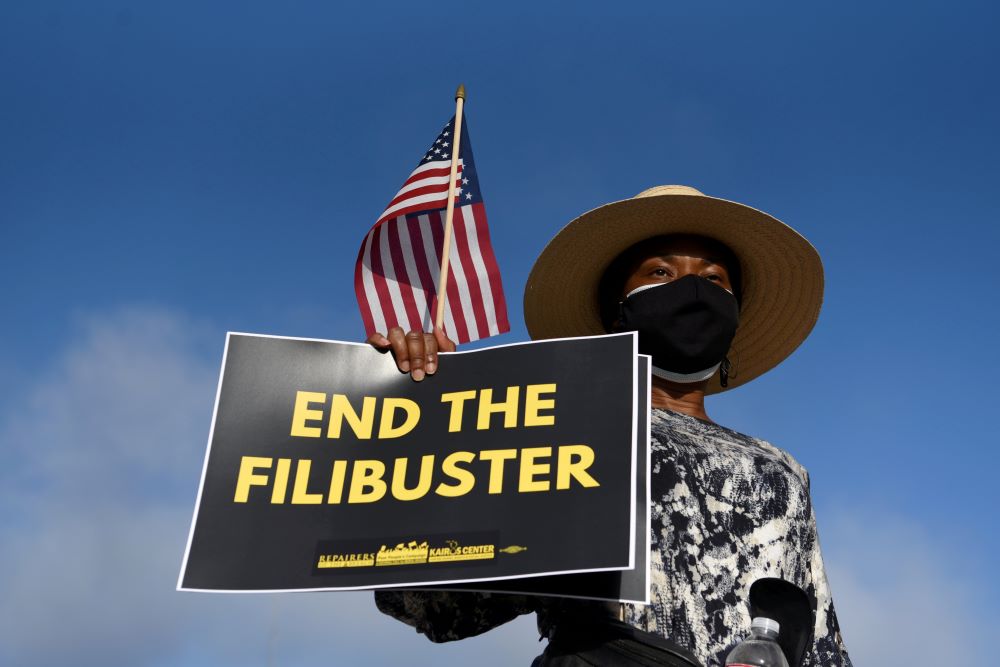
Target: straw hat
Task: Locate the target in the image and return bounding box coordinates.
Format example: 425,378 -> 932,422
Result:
523,185 -> 823,394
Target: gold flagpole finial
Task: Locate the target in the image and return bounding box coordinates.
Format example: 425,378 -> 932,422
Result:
455,84 -> 466,100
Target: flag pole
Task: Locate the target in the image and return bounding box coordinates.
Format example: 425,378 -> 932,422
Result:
434,84 -> 466,332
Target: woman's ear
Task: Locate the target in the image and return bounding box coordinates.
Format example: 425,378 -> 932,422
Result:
609,302 -> 625,333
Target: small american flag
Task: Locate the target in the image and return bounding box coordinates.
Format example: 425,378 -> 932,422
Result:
355,116 -> 509,344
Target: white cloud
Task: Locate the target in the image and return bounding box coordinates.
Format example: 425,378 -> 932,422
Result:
0,308 -> 215,505
0,307 -> 540,667
822,511 -> 994,667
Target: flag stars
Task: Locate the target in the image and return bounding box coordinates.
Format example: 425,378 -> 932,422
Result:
462,177 -> 469,185
465,193 -> 472,200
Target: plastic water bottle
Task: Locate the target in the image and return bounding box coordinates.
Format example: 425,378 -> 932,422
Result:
724,617 -> 790,667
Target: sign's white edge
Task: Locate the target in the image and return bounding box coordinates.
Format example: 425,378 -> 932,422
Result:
178,561 -> 634,595
628,335 -> 637,570
641,353 -> 652,605
222,329 -> 638,354
176,332 -> 234,590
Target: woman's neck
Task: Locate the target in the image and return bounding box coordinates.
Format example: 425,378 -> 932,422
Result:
650,375 -> 711,422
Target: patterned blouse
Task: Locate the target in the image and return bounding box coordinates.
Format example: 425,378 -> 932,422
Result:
375,409 -> 852,666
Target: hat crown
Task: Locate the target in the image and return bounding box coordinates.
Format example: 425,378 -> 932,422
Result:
634,184 -> 705,199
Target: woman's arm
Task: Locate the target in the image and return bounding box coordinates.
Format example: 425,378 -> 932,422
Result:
802,472 -> 853,667
806,594 -> 853,667
374,590 -> 536,643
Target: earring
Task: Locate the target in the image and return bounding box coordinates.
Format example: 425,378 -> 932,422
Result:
720,357 -> 732,388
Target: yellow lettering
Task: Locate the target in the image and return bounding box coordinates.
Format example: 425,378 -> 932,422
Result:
479,448 -> 518,494
391,455 -> 435,501
524,383 -> 557,427
234,456 -> 272,502
436,451 -> 476,497
348,460 -> 387,503
557,445 -> 599,489
327,459 -> 347,504
440,390 -> 477,432
519,446 -> 552,492
290,391 -> 326,437
291,459 -> 323,504
271,458 -> 291,504
328,394 -> 376,439
477,387 -> 520,430
237,446 -> 599,507
378,398 -> 420,438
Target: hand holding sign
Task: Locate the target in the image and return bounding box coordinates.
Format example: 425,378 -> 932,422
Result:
367,325 -> 456,381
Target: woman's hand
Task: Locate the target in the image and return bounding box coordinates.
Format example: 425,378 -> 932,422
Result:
367,326 -> 456,381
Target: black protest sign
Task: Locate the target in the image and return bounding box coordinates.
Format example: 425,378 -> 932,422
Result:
178,332 -> 639,592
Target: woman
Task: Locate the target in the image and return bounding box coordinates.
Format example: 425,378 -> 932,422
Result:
370,186 -> 852,667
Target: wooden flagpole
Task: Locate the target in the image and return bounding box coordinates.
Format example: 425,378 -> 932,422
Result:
434,83 -> 466,332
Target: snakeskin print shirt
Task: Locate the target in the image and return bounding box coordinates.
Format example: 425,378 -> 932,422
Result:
376,408 -> 852,666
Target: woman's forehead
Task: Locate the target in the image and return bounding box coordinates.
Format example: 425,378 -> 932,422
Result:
628,235 -> 734,268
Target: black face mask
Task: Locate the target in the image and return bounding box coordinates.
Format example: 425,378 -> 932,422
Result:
618,274 -> 739,384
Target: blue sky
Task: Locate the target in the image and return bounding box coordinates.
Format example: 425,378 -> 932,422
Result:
2,2 -> 998,665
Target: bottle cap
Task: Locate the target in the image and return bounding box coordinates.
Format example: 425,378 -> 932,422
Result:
751,617 -> 780,635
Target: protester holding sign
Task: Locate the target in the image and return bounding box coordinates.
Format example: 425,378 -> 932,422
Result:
373,186 -> 852,667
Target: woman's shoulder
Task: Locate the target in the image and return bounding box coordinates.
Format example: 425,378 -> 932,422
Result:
650,408 -> 809,486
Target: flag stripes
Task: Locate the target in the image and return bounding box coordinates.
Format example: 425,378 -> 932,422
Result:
378,162 -> 465,223
356,203 -> 508,343
354,115 -> 509,344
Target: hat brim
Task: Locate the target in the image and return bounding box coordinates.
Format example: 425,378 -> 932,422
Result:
522,192 -> 823,394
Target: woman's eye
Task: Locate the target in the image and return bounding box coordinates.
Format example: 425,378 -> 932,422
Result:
651,268 -> 669,277
705,274 -> 721,282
